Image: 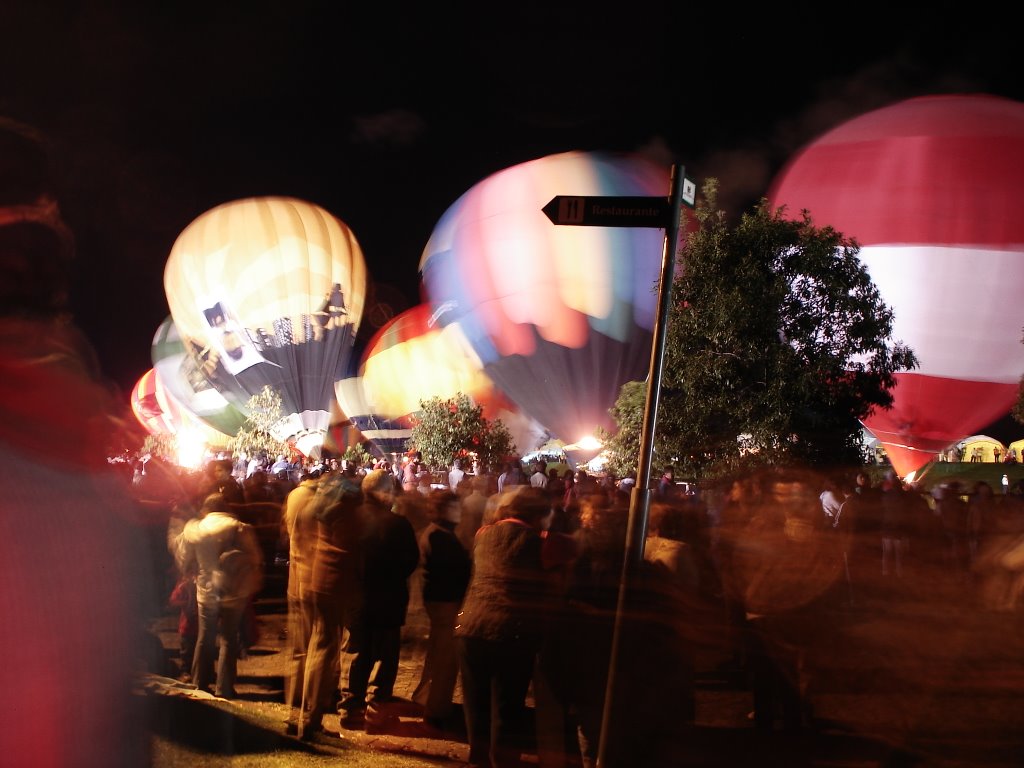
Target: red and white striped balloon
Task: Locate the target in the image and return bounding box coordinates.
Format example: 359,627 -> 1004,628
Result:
769,94 -> 1024,478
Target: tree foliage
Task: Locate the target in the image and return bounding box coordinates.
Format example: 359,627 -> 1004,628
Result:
1014,361 -> 1024,427
603,180 -> 917,482
142,432 -> 177,463
227,386 -> 292,459
409,392 -> 516,471
342,442 -> 373,467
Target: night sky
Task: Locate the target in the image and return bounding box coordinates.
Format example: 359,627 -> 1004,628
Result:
2,2 -> 1021,436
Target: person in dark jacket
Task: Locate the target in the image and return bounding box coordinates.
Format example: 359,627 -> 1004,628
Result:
339,469 -> 420,731
413,490 -> 472,729
456,486 -> 554,767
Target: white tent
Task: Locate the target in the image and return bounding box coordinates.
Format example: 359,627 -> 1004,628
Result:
955,435 -> 1006,463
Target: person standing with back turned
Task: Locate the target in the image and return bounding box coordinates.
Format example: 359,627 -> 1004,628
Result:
175,493 -> 263,699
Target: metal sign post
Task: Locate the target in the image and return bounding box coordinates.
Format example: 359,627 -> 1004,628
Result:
595,163 -> 688,766
543,164 -> 692,766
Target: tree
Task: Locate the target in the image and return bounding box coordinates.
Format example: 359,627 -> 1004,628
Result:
141,432 -> 177,463
409,392 -> 516,471
227,386 -> 292,459
1014,334 -> 1024,427
342,442 -> 373,468
602,180 -> 917,482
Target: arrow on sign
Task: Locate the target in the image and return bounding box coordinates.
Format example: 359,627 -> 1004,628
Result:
541,195 -> 669,228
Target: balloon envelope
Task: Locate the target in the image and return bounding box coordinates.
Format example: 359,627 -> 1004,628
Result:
130,368 -> 230,448
151,316 -> 247,436
334,375 -> 412,457
359,303 -> 546,454
163,197 -> 367,457
768,94 -> 1024,477
419,151 -> 668,444
130,368 -> 181,437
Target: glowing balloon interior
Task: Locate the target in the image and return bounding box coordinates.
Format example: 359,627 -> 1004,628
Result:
419,151 -> 669,444
768,94 -> 1024,478
163,197 -> 367,457
358,303 -> 546,455
130,368 -> 182,437
130,368 -> 231,464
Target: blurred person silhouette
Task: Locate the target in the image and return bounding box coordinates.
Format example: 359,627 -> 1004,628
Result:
457,474 -> 490,553
449,457 -> 466,491
546,467 -> 566,499
197,457 -> 245,506
560,492 -> 628,766
879,471 -> 911,579
174,493 -> 263,698
530,462 -> 549,488
242,468 -> 273,503
974,483 -> 1024,610
657,465 -> 675,497
196,458 -> 260,654
268,469 -> 296,503
0,116 -> 155,766
819,477 -> 847,526
339,468 -> 419,733
297,469 -> 363,738
838,471 -> 882,598
413,490 -> 472,731
165,499 -> 201,680
967,481 -> 998,565
167,569 -> 199,680
497,460 -> 525,493
270,453 -> 292,475
937,481 -> 970,579
643,501 -> 702,722
721,469 -> 842,732
402,452 -> 424,493
547,493 -> 704,767
280,471 -> 321,733
455,486 -> 556,767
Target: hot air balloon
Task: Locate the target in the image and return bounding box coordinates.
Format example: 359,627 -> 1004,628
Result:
151,316 -> 247,437
419,151 -> 669,445
164,197 -> 367,458
130,368 -> 182,438
130,367 -> 231,466
768,94 -> 1024,479
357,303 -> 546,454
334,375 -> 414,457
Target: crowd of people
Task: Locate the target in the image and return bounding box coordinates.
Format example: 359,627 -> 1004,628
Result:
152,455 -> 707,764
153,452 -> 1024,767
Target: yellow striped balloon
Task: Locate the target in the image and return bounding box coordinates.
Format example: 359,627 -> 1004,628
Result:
164,197 -> 367,458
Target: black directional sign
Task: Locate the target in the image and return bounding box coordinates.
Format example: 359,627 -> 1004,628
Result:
542,178 -> 695,228
541,195 -> 669,227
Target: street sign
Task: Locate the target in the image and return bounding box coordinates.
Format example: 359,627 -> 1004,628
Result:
542,195 -> 669,228
542,181 -> 695,228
